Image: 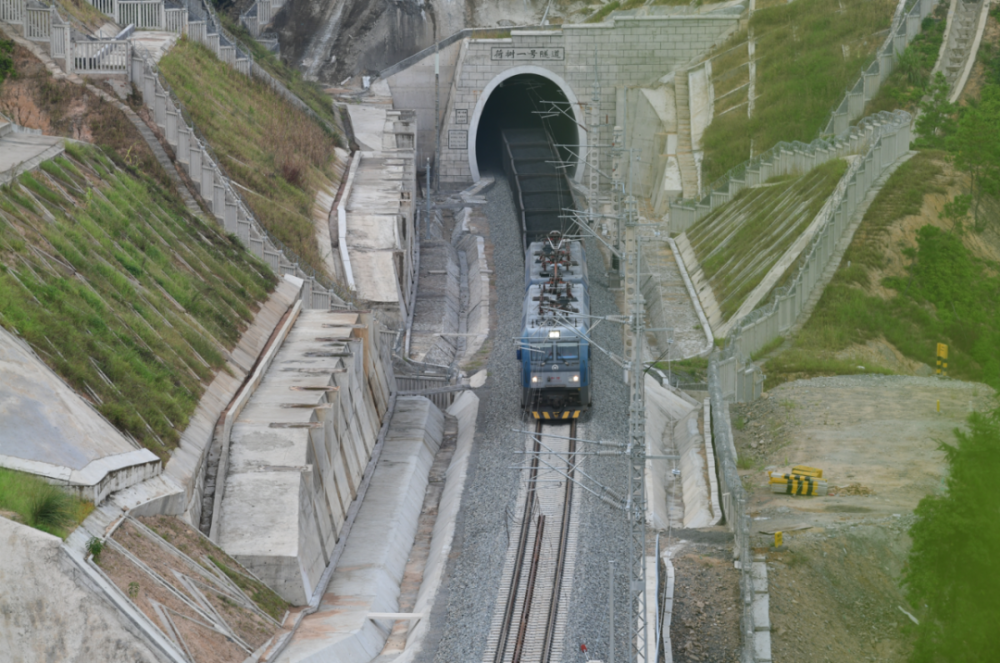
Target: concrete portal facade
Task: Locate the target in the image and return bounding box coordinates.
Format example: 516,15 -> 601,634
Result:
382,14 -> 741,186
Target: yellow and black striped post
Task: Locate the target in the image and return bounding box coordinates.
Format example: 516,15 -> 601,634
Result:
936,343 -> 948,377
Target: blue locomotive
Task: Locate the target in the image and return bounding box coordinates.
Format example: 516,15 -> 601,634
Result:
502,128 -> 590,420
518,231 -> 592,420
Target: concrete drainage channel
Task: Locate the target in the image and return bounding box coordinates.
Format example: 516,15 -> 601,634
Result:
409,178 -> 494,372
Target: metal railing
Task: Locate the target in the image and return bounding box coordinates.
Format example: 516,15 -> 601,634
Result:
73,38 -> 130,73
707,358 -> 757,663
722,111 -> 911,360
823,0 -> 938,135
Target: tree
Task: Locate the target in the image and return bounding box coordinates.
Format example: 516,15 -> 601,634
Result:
904,407 -> 1000,662
950,86 -> 1000,231
914,73 -> 956,150
0,39 -> 14,88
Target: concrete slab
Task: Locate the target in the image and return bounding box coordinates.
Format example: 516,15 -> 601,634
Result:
0,133 -> 64,186
0,517 -> 162,662
130,32 -> 179,63
0,327 -> 160,502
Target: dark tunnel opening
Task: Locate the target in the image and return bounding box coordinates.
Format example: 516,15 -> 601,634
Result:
474,74 -> 579,176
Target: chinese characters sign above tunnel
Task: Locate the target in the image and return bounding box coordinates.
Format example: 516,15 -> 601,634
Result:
491,47 -> 564,61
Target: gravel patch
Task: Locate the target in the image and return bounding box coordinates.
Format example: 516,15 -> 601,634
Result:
420,175 -> 632,663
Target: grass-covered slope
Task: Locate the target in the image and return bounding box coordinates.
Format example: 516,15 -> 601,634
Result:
701,0 -> 896,184
687,159 -> 847,321
159,39 -> 343,280
0,468 -> 93,538
0,144 -> 275,458
765,152 -> 1000,389
215,14 -> 344,133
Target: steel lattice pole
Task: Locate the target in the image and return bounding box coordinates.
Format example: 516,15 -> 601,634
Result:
622,194 -> 648,663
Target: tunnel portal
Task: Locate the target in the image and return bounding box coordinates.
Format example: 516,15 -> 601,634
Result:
471,71 -> 581,181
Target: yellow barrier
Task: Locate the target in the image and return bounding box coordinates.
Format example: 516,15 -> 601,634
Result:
770,477 -> 828,496
791,465 -> 823,478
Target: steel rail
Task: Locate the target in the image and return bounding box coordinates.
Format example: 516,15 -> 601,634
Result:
541,419 -> 576,663
493,420 -> 544,663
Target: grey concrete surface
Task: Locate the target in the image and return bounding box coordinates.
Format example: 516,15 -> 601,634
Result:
276,396 -> 444,662
0,327 -> 161,503
0,517 -> 164,663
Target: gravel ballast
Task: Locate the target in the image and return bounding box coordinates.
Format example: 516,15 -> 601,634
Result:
420,175 -> 634,663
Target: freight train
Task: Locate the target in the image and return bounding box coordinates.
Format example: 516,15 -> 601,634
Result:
502,128 -> 591,420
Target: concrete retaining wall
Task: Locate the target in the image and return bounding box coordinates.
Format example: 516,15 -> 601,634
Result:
216,310 -> 393,605
276,396 -> 444,662
396,391 -> 479,661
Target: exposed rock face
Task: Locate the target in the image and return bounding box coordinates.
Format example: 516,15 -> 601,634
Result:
274,0 -> 546,83
0,518 -> 161,663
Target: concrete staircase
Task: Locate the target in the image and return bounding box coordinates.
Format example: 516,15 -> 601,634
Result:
939,0 -> 987,100
674,73 -> 700,200
640,240 -> 712,359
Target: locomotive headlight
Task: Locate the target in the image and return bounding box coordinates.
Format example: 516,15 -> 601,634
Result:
548,330 -> 560,338
531,376 -> 539,383
571,374 -> 579,382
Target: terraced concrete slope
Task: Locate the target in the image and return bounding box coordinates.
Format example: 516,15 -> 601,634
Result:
0,144 -> 276,458
684,159 -> 846,327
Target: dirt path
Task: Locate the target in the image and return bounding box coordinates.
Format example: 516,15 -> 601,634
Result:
728,374 -> 995,662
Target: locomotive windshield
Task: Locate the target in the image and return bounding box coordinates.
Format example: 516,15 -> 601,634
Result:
527,341 -> 580,365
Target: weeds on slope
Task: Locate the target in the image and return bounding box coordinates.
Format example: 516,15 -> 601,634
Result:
0,468 -> 92,538
159,38 -> 341,280
764,152 -> 1000,390
700,0 -> 895,184
215,15 -> 345,135
0,145 -> 275,457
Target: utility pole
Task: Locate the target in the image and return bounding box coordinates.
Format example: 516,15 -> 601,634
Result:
588,55 -> 601,228
434,44 -> 441,193
622,191 -> 648,663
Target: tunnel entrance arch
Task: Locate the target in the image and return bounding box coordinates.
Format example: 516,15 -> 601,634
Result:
468,65 -> 587,183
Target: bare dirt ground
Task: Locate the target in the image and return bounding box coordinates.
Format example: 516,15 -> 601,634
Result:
668,533 -> 742,663
97,516 -> 286,663
729,375 -> 995,662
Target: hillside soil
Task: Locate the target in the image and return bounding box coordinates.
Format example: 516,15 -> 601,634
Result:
0,42 -> 165,183
729,375 -> 995,662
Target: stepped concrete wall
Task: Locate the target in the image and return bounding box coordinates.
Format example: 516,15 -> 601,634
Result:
216,310 -> 393,605
277,396 -> 444,661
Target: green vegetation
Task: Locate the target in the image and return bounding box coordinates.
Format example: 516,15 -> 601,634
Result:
700,0 -> 896,183
215,15 -> 344,134
586,1 -> 619,22
0,468 -> 91,538
866,5 -> 947,115
689,159 -> 847,321
159,38 -> 342,280
586,0 -> 649,23
0,145 -> 275,457
0,39 -> 13,88
209,555 -> 289,621
763,152 -> 1000,390
904,408 -> 1000,661
88,536 -> 105,560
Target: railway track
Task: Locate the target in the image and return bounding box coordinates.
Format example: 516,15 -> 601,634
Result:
484,420 -> 580,663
